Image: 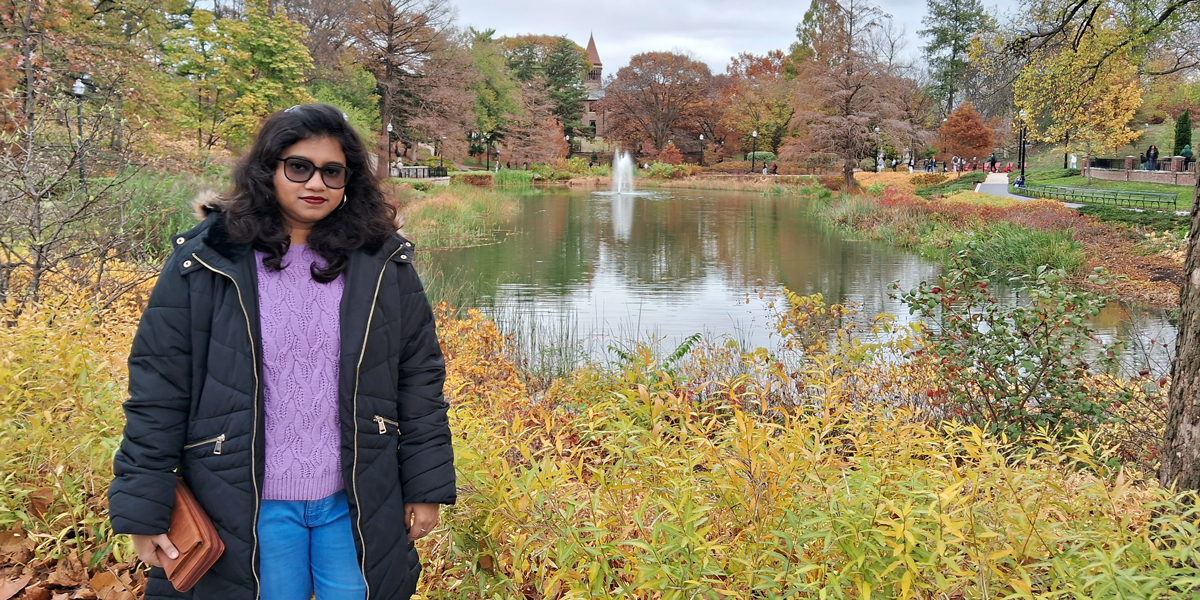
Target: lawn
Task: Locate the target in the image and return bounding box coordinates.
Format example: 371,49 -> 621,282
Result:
1016,170 -> 1194,210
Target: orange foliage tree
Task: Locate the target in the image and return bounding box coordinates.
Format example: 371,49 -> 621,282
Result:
657,142 -> 683,164
936,103 -> 994,163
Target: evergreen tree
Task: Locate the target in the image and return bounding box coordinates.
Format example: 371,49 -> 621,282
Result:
919,0 -> 990,116
1175,109 -> 1192,156
543,37 -> 588,139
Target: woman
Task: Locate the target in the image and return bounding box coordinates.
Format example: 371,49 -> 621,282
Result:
109,103 -> 455,600
1148,145 -> 1160,171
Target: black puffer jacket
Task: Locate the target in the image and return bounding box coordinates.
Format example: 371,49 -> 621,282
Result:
108,206 -> 455,600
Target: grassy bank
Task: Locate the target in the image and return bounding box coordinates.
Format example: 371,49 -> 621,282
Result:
1019,169 -> 1194,211
809,185 -> 1089,277
2,277 -> 1196,599
398,184 -> 523,249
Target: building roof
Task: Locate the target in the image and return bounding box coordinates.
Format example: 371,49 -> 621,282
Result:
586,34 -> 602,67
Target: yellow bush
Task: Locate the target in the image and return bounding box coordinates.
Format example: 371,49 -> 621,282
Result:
3,281 -> 1198,598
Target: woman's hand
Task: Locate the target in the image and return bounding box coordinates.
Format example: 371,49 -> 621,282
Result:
404,503 -> 439,542
132,533 -> 179,568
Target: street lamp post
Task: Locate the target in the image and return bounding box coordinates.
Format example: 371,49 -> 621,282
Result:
485,132 -> 492,171
71,78 -> 88,196
750,130 -> 758,173
1017,110 -> 1028,186
877,127 -> 886,171
439,136 -> 446,168
565,134 -> 571,157
699,134 -> 705,167
386,123 -> 394,175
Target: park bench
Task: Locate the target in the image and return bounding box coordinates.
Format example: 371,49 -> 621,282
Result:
1011,182 -> 1179,209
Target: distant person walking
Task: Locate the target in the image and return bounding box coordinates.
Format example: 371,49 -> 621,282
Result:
988,153 -> 997,172
1147,145 -> 1160,171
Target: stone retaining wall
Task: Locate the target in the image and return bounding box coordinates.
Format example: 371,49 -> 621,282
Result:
1082,165 -> 1196,187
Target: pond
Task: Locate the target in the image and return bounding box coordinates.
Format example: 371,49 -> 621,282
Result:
420,187 -> 1177,374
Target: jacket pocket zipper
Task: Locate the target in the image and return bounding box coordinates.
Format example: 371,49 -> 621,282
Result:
373,416 -> 399,435
184,433 -> 226,455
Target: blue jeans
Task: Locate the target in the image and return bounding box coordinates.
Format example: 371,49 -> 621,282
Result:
258,490 -> 366,600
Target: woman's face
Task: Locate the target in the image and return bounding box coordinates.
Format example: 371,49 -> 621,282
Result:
273,136 -> 348,235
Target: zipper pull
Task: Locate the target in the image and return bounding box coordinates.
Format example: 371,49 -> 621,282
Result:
374,416 -> 386,434
214,434 -> 225,455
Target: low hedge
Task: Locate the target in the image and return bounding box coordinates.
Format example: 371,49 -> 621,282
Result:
450,172 -> 495,187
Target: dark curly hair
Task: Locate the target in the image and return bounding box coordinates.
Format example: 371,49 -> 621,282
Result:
222,103 -> 398,283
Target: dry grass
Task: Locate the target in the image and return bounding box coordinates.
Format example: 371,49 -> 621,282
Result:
852,170 -> 964,196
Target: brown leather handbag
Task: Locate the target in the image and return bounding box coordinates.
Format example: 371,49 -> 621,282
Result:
155,478 -> 225,592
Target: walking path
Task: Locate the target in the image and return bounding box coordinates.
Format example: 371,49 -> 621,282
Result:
976,173 -> 1083,208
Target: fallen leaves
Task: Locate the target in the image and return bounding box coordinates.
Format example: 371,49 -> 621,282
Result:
0,575 -> 31,600
0,545 -> 141,600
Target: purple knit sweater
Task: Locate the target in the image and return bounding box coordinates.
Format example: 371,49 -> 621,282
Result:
256,245 -> 344,501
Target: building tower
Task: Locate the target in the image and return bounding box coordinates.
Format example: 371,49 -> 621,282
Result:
583,34 -> 605,140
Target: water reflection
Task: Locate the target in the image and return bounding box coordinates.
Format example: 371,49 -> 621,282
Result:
419,188 -> 1176,372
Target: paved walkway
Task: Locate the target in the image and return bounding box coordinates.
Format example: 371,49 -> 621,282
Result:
975,173 -> 1083,208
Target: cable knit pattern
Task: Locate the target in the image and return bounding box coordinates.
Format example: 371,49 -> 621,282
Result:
257,245 -> 345,501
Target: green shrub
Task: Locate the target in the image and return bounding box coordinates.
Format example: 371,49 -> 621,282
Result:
899,252 -> 1126,441
746,151 -> 776,163
646,162 -> 699,179
866,182 -> 886,195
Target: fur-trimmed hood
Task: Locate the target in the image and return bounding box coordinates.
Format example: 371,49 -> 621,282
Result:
192,189 -> 230,220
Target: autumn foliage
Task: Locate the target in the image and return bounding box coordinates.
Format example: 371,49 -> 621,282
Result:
936,103 -> 994,162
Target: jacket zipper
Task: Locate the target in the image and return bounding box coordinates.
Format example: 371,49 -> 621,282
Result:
353,246 -> 404,600
192,253 -> 263,598
184,433 -> 226,455
373,416 -> 399,435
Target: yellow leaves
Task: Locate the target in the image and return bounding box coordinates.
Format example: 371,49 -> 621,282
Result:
1013,16 -> 1143,155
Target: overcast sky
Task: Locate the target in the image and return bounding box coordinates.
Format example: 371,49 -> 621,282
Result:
450,0 -> 1020,74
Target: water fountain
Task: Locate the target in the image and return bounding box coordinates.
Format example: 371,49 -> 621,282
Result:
611,150 -> 635,194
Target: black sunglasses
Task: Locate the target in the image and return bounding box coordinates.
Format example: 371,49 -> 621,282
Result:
276,157 -> 351,189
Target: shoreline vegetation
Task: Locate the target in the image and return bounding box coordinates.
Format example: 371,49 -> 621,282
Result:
399,168 -> 1185,308
2,165 -> 1195,598
3,269 -> 1196,598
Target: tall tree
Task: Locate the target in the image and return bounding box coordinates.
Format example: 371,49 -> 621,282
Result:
598,51 -> 712,152
543,37 -> 589,139
394,32 -> 478,162
1012,17 -> 1142,184
935,102 -> 993,162
789,0 -> 834,65
162,0 -> 313,150
788,0 -> 898,187
721,51 -> 797,154
500,35 -> 590,139
469,28 -> 522,140
919,0 -> 990,116
350,0 -> 451,147
503,82 -> 569,166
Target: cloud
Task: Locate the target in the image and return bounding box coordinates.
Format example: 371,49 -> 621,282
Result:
450,0 -> 1019,74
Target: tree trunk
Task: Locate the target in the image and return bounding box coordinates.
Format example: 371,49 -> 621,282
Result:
843,158 -> 854,189
1162,177 -> 1200,491
20,0 -> 36,139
